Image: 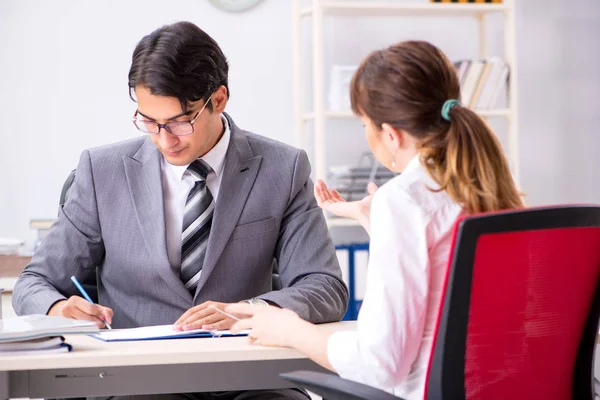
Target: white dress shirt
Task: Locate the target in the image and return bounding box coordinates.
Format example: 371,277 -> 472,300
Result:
327,155 -> 463,399
160,115 -> 231,268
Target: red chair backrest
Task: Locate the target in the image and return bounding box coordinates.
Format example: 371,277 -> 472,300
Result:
426,206 -> 600,400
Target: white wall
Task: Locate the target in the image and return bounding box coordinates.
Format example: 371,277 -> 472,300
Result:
517,0 -> 600,205
1,0 -> 599,250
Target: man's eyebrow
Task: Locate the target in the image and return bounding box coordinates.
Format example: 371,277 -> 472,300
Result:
136,110 -> 193,121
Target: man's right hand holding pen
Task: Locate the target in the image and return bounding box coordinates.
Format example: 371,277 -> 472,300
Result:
48,297 -> 113,329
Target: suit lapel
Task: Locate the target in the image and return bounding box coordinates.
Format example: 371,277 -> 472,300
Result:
194,115 -> 262,298
124,139 -> 191,303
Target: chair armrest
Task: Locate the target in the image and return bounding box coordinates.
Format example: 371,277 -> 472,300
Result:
279,370 -> 401,400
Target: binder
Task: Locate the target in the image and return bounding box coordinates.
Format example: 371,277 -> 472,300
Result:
0,336 -> 73,355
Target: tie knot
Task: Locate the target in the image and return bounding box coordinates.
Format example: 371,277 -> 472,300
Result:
187,159 -> 212,180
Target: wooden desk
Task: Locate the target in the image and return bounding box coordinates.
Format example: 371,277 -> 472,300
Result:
0,321 -> 356,399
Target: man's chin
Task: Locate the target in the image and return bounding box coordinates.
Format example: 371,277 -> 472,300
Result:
162,150 -> 192,166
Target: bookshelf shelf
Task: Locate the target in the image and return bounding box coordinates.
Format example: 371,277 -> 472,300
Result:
293,0 -> 519,205
326,217 -> 361,228
300,2 -> 509,18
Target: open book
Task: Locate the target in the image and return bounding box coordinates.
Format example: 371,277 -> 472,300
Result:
0,315 -> 99,343
90,324 -> 250,342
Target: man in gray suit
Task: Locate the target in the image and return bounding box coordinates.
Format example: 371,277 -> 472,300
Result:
13,21 -> 347,400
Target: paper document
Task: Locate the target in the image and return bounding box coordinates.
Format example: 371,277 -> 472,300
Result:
90,324 -> 250,342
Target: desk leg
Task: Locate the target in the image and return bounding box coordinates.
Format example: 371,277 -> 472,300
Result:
0,371 -> 8,400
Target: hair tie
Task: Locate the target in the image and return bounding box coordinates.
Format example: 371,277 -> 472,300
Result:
441,99 -> 460,121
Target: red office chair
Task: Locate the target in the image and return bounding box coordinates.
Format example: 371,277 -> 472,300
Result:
281,206 -> 600,399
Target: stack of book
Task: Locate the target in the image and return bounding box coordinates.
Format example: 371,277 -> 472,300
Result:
0,315 -> 99,355
454,58 -> 510,110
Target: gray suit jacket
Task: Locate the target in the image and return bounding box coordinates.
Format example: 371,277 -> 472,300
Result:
13,114 -> 348,328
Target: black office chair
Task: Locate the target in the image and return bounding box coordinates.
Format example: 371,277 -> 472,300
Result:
58,169 -> 99,303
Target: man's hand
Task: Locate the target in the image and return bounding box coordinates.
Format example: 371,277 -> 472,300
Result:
48,296 -> 113,329
174,301 -> 242,331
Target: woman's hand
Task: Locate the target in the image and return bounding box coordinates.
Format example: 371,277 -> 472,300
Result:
226,303 -> 336,372
226,303 -> 305,347
314,179 -> 378,233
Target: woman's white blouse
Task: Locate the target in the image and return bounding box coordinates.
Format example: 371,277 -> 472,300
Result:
327,156 -> 463,399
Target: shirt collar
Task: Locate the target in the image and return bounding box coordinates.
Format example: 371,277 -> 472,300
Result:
403,154 -> 421,175
167,114 -> 231,181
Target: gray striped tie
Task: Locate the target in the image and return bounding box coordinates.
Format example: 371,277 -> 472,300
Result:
181,159 -> 214,293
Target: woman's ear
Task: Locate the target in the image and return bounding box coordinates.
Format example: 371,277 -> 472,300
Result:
381,123 -> 403,152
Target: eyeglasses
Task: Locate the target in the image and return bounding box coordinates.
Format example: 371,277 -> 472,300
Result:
132,94 -> 213,136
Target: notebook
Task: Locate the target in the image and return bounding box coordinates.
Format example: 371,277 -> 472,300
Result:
90,324 -> 250,342
0,315 -> 99,342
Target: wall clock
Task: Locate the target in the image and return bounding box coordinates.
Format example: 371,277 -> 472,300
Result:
209,0 -> 265,13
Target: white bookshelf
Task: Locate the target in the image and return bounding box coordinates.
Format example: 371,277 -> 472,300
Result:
292,1 -> 519,228
300,2 -> 510,17
327,217 -> 361,228
303,108 -> 512,122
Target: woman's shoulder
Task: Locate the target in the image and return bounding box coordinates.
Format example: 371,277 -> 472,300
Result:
376,162 -> 459,219
371,174 -> 422,223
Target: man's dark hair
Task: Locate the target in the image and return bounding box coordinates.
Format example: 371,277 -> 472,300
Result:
128,21 -> 229,113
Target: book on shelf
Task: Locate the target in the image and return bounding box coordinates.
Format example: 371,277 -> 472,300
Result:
460,60 -> 486,107
454,58 -> 509,110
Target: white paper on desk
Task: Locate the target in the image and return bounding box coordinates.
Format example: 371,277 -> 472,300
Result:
90,324 -> 250,342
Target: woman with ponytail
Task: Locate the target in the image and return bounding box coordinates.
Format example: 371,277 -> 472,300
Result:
226,41 -> 523,399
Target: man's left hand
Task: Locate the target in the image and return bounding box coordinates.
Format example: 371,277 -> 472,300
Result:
174,301 -> 240,331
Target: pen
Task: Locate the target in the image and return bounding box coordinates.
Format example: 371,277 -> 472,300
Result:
70,276 -> 112,329
209,304 -> 240,321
